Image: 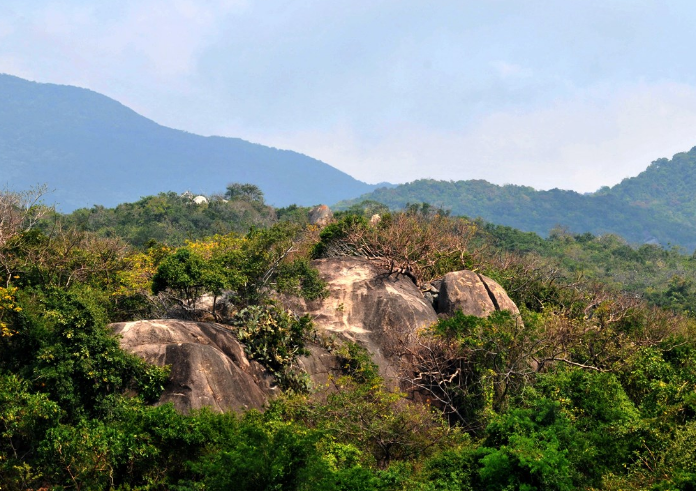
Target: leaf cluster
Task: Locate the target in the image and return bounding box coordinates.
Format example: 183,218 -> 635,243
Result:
232,305 -> 313,391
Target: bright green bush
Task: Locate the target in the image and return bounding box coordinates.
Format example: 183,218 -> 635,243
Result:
0,287 -> 168,419
232,305 -> 313,391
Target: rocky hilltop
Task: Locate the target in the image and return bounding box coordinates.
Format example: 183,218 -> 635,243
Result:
113,257 -> 520,413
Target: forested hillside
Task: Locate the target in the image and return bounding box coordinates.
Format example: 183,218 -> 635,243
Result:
601,148 -> 696,221
56,184 -> 280,248
338,147 -> 696,251
0,74 -> 384,211
478,222 -> 696,316
3,188 -> 696,489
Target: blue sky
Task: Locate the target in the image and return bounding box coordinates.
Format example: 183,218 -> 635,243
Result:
3,0 -> 696,191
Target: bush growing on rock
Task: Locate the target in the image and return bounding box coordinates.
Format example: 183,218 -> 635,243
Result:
313,210 -> 478,285
149,222 -> 326,317
232,304 -> 314,392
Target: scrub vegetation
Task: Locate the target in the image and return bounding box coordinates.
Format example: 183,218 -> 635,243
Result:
338,146 -> 696,251
3,186 -> 696,490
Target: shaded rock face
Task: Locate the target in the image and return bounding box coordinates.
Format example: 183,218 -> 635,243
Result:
111,320 -> 277,413
308,204 -> 333,226
285,257 -> 439,380
437,271 -> 519,317
297,343 -> 342,394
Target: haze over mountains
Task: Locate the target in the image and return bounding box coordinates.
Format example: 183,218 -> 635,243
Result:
340,148 -> 696,251
4,73 -> 696,250
0,74 -> 386,211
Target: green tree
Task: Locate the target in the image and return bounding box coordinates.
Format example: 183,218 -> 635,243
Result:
225,183 -> 265,204
151,247 -> 228,312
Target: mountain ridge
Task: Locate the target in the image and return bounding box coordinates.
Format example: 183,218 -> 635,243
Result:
337,146 -> 696,250
0,73 -> 386,211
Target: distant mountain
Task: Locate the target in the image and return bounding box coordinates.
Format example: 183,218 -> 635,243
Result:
0,74 -> 385,211
598,151 -> 696,224
338,147 -> 696,251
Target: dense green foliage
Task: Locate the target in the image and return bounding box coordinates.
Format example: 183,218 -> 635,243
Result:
337,147 -> 696,250
478,222 -> 696,316
232,305 -> 314,391
4,185 -> 696,490
59,191 -> 277,248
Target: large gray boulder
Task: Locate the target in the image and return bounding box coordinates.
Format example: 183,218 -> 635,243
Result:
437,270 -> 520,317
284,257 -> 438,380
111,319 -> 277,413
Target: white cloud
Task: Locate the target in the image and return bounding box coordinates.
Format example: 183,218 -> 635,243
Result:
0,0 -> 252,127
490,60 -> 532,79
246,82 -> 696,191
1,1 -> 247,85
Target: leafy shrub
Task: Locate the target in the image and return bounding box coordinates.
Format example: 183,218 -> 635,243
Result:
149,223 -> 328,318
311,214 -> 369,259
409,310 -> 532,430
190,411 -> 329,491
275,258 -> 328,301
232,305 -> 313,391
478,398 -> 579,491
0,287 -> 168,419
0,374 -> 60,490
334,342 -> 381,385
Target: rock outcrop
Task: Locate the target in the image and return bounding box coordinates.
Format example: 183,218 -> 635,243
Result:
308,204 -> 333,226
284,257 -> 438,380
113,259 -> 521,414
111,320 -> 277,413
436,270 -> 519,317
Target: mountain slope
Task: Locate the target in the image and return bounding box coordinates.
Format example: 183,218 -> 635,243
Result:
601,149 -> 696,222
338,148 -> 696,251
0,74 -> 382,211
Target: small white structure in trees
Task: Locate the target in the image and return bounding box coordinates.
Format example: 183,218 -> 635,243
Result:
181,191 -> 209,205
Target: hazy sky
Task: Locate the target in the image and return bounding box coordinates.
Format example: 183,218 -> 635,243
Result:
3,0 -> 696,191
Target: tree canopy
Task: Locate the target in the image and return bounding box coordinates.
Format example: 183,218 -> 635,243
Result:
3,186 -> 696,489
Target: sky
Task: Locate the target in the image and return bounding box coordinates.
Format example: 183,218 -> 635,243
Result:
2,0 -> 696,192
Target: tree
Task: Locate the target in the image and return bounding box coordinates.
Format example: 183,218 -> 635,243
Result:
0,186 -> 51,286
314,211 -> 478,285
151,248 -> 228,313
225,183 -> 265,204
